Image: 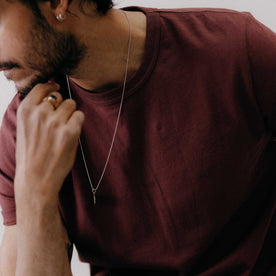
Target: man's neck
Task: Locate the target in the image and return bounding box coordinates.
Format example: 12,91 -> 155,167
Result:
69,9 -> 147,92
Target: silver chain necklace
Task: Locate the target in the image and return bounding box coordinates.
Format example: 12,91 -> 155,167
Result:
66,11 -> 132,206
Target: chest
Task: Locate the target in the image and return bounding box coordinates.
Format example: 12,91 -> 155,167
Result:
59,72 -> 267,268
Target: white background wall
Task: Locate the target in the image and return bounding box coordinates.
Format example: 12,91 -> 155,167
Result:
0,1 -> 276,275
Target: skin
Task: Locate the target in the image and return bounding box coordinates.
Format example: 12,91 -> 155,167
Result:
0,0 -> 147,275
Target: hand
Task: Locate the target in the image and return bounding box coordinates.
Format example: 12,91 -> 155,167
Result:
14,82 -> 85,208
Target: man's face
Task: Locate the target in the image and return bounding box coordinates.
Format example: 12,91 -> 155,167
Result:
0,1 -> 85,94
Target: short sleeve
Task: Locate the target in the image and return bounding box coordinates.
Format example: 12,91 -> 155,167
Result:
246,14 -> 276,134
0,94 -> 21,226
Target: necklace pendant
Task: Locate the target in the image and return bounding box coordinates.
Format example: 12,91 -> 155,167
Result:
92,190 -> 96,206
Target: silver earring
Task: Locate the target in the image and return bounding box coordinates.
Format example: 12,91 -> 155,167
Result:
56,13 -> 65,22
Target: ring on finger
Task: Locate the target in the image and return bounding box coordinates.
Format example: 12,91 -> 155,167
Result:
43,94 -> 60,110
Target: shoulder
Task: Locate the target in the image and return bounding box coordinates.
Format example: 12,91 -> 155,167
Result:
142,7 -> 253,48
157,8 -> 252,39
153,8 -> 254,65
143,6 -> 252,26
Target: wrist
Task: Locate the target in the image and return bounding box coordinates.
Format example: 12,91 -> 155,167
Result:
16,198 -> 60,230
14,172 -> 60,208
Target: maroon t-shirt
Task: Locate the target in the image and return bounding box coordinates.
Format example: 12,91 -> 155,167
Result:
1,7 -> 276,275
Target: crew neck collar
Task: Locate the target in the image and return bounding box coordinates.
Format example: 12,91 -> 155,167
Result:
64,6 -> 160,106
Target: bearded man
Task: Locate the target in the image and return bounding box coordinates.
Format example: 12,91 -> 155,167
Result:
0,0 -> 276,275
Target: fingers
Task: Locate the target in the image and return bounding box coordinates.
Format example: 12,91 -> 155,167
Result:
54,99 -> 77,122
67,110 -> 85,135
42,92 -> 63,111
18,81 -> 84,130
41,91 -> 83,128
23,82 -> 61,106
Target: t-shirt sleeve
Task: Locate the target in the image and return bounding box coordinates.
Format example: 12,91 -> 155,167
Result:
0,94 -> 21,226
245,13 -> 276,134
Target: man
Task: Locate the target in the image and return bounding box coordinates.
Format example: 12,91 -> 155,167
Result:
0,0 -> 276,275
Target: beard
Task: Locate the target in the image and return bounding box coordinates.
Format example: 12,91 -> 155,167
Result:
17,13 -> 86,95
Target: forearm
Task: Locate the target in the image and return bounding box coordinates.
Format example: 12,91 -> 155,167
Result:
0,226 -> 17,276
12,82 -> 84,276
15,198 -> 72,276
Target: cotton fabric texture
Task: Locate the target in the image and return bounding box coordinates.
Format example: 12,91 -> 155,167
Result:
1,6 -> 276,275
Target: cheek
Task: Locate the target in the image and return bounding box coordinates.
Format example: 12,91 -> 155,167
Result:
0,31 -> 23,61
0,8 -> 33,65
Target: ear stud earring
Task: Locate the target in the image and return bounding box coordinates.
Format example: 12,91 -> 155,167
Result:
56,13 -> 66,22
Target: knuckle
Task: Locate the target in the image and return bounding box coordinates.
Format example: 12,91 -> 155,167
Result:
37,106 -> 48,118
17,104 -> 31,118
46,117 -> 60,130
60,127 -> 75,141
36,105 -> 54,122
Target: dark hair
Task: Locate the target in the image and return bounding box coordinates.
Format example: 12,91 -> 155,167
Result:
91,0 -> 113,14
20,0 -> 113,15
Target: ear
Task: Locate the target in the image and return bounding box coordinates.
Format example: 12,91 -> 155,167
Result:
51,0 -> 69,22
